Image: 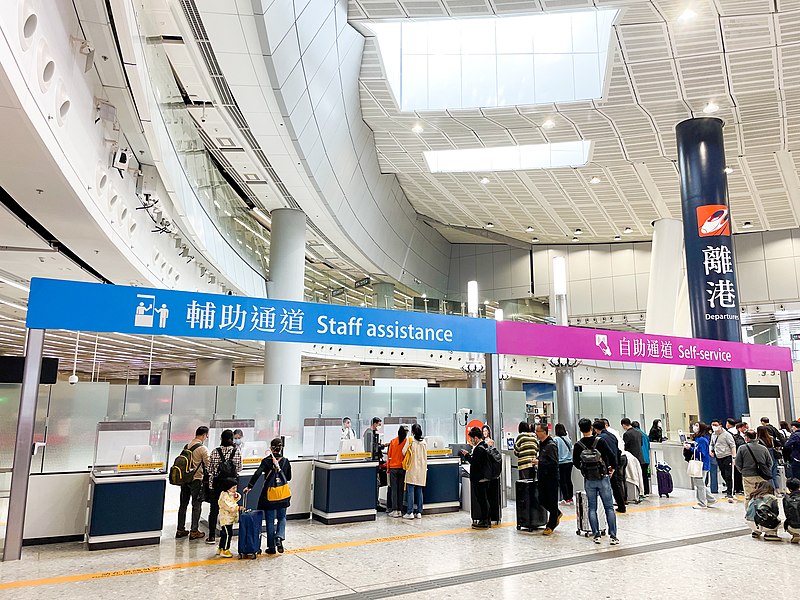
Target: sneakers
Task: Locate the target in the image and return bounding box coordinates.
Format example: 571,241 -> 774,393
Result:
593,535 -> 601,544
276,537 -> 284,554
205,537 -> 216,545
727,497 -> 734,504
707,498 -> 717,505
189,531 -> 205,540
215,547 -> 221,556
219,549 -> 233,558
176,530 -> 189,539
266,548 -> 277,555
610,536 -> 620,546
764,534 -> 782,542
556,512 -> 563,527
791,536 -> 800,544
692,504 -> 708,510
402,513 -> 415,520
751,531 -> 762,538
542,527 -> 553,536
471,521 -> 490,529
415,513 -> 422,519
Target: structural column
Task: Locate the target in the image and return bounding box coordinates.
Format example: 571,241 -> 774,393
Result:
195,359 -> 232,386
676,118 -> 748,422
373,283 -> 395,310
264,208 -> 306,385
552,256 -> 577,434
160,368 -> 190,385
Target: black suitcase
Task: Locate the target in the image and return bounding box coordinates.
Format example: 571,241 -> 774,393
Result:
515,479 -> 547,531
470,478 -> 503,523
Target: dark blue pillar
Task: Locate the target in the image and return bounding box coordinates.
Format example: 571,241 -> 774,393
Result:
675,117 -> 748,424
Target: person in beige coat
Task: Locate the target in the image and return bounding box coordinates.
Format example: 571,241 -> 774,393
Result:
403,423 -> 428,519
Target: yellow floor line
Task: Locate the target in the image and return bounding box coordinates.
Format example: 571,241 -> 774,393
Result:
0,501 -> 695,591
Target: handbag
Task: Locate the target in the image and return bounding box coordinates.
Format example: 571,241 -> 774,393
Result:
402,441 -> 412,470
687,448 -> 704,479
266,462 -> 291,502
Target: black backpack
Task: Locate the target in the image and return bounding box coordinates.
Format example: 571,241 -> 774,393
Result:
755,502 -> 781,529
213,447 -> 238,490
486,445 -> 502,479
577,437 -> 607,481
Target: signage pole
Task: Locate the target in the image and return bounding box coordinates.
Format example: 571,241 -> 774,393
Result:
3,328 -> 45,561
676,118 -> 748,422
779,370 -> 796,423
484,353 -> 505,508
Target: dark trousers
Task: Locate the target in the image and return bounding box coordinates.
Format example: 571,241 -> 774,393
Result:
219,524 -> 233,551
558,463 -> 574,501
734,461 -> 744,494
178,480 -> 203,532
538,478 -> 561,529
640,463 -> 650,495
473,480 -> 490,524
519,467 -> 536,481
488,478 -> 501,522
717,455 -> 733,496
389,468 -> 405,512
207,489 -> 220,537
611,467 -> 627,511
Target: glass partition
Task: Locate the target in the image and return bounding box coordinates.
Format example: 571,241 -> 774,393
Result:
643,394 -> 666,433
30,385 -> 51,474
500,390 -> 526,443
360,387 -> 391,423
0,384 -> 20,554
43,383 -> 111,473
424,388 -> 457,443
390,387 -> 424,417
214,386 -> 237,418
601,392 -> 624,427
623,392 -> 645,425
321,386 -> 360,421
170,386 -> 216,457
576,391 -> 602,421
279,386 -> 322,459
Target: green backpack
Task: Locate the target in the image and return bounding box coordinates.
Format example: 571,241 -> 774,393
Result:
169,442 -> 202,486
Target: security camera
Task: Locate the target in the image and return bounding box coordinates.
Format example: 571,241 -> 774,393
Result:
457,407 -> 472,426
68,374 -> 79,385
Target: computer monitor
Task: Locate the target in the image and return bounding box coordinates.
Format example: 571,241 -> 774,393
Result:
426,436 -> 445,450
337,439 -> 364,461
118,445 -> 154,465
240,441 -> 269,459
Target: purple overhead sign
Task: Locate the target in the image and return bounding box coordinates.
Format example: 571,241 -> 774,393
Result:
496,321 -> 793,372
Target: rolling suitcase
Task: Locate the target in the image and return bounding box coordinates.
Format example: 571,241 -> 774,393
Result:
654,452 -> 673,498
515,479 -> 547,531
237,509 -> 263,559
575,489 -> 607,537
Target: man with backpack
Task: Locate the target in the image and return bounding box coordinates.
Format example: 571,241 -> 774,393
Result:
532,423 -> 561,535
594,420 -> 627,513
175,426 -> 210,540
574,418 -> 619,545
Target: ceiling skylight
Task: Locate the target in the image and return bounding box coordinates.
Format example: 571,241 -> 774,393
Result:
423,141 -> 592,173
365,10 -> 618,112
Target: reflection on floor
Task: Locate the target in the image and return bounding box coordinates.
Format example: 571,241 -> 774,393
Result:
0,488 -> 795,599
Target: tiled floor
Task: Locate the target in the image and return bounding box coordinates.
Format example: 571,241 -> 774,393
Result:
0,488 -> 794,599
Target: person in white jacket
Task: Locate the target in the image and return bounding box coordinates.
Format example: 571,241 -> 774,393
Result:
402,423 -> 428,520
621,450 -> 644,504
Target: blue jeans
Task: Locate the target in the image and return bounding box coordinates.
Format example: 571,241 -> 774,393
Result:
770,454 -> 780,491
584,476 -> 617,537
406,484 -> 423,515
265,508 -> 286,550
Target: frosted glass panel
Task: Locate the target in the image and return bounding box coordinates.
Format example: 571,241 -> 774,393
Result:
577,391 -> 601,420
43,383 -> 110,473
501,390 -> 526,439
424,388 -> 457,444
321,386 -> 360,421
391,388 -> 424,417
360,387 -> 391,420
234,385 -> 281,445
643,394 -> 666,433
215,386 -> 237,417
0,384 -> 20,468
623,392 -> 645,424
107,385 -> 125,420
171,386 -> 216,457
601,392 -> 624,427
279,385 -> 322,459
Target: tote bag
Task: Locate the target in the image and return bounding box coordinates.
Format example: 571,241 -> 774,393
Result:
266,465 -> 291,502
687,448 -> 704,479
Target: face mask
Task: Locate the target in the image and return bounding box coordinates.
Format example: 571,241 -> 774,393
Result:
712,426 -> 720,433
234,438 -> 242,446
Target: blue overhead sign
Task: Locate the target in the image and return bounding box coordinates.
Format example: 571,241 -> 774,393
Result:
25,279 -> 496,353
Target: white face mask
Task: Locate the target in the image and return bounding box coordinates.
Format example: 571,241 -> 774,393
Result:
234,438 -> 242,446
712,426 -> 720,433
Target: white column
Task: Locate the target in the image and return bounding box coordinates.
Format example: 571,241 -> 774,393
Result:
160,368 -> 190,385
234,366 -> 265,385
640,218 -> 688,395
196,359 -> 233,386
264,208 -> 306,385
552,257 -> 577,432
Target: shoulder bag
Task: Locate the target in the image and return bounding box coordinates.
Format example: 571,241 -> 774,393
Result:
687,447 -> 704,479
746,445 -> 772,480
266,460 -> 291,502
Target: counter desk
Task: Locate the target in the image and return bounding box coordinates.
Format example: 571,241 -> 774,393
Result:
87,470 -> 166,550
312,458 -> 379,524
421,455 -> 460,514
237,458 -> 313,520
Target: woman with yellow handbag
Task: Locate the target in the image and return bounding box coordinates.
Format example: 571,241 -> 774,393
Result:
402,424 -> 428,520
243,437 -> 292,555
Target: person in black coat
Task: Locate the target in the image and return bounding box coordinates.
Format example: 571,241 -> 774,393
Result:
244,437 -> 292,554
461,426 -> 492,529
533,424 -> 561,534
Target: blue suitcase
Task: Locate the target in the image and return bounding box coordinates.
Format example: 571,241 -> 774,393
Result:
237,510 -> 263,559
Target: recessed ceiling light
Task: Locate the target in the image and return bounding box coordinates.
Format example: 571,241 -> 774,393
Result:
483,300 -> 490,305
723,166 -> 733,174
486,222 -> 494,228
421,293 -> 427,299
703,101 -> 719,114
623,226 -> 633,234
571,237 -> 579,243
575,228 -> 583,235
542,119 -> 555,130
412,124 -> 424,134
614,235 -> 621,241
526,226 -> 534,233
589,176 -> 601,184
531,237 -> 539,243
479,177 -> 490,185
742,221 -> 753,229
678,7 -> 697,22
